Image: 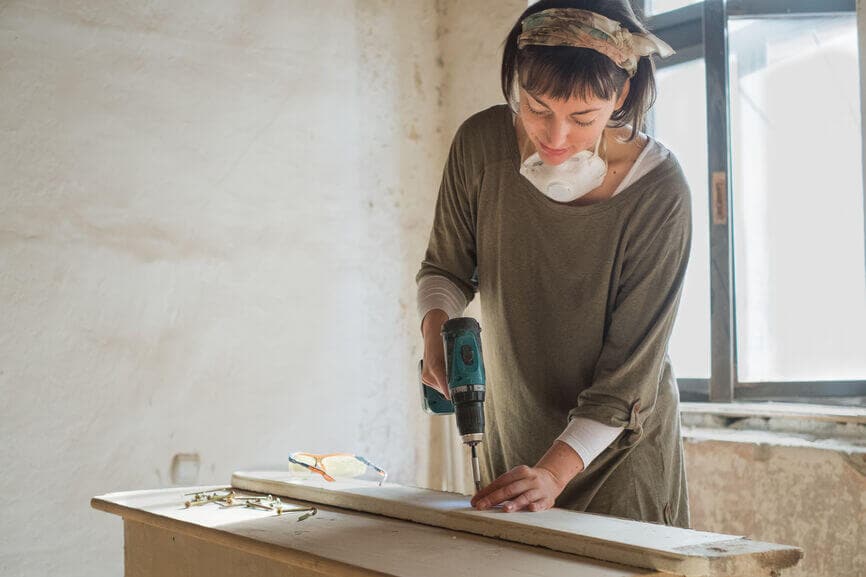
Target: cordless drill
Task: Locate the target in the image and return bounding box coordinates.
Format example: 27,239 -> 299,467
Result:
420,317 -> 486,492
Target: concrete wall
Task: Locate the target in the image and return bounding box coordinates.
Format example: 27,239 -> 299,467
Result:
685,429 -> 866,577
0,1 -> 449,575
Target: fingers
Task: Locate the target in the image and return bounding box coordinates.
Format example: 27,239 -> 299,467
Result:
527,500 -> 553,512
471,465 -> 529,505
421,363 -> 449,400
477,479 -> 535,510
472,466 -> 536,509
421,339 -> 450,400
499,494 -> 555,513
471,465 -> 561,513
500,489 -> 544,512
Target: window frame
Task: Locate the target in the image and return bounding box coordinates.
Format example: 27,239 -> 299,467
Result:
645,0 -> 866,403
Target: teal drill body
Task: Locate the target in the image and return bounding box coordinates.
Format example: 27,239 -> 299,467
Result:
420,317 -> 486,491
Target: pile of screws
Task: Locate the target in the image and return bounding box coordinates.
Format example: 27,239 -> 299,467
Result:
183,489 -> 317,522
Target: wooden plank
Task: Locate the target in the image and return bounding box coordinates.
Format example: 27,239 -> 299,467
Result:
232,471 -> 802,577
92,486 -> 655,577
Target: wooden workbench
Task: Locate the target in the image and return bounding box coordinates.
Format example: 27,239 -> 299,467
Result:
92,473 -> 802,577
93,486 -> 662,577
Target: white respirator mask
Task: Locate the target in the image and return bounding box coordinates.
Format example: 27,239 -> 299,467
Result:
519,134 -> 608,203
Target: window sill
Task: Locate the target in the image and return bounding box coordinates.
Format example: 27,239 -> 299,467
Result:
680,401 -> 866,425
679,401 -> 866,452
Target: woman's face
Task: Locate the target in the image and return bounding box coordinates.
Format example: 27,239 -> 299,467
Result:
517,82 -> 629,165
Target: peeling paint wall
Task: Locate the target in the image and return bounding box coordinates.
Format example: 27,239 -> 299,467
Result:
685,434 -> 866,577
435,0 -> 523,133
0,1 -> 443,576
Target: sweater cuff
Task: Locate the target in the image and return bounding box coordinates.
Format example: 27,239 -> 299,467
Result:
416,274 -> 468,327
555,417 -> 623,469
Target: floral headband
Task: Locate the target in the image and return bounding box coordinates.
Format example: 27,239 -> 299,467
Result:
518,8 -> 675,77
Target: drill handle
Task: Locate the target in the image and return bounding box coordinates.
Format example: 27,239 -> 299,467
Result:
419,359 -> 455,415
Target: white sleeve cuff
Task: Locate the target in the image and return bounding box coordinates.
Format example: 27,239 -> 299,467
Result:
556,417 -> 624,469
416,274 -> 468,326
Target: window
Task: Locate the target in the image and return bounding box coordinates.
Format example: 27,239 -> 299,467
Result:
647,0 -> 865,402
729,16 -> 866,383
647,0 -> 701,15
655,59 -> 711,380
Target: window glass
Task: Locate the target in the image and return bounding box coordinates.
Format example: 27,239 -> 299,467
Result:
729,16 -> 866,382
653,59 -> 711,378
648,0 -> 701,15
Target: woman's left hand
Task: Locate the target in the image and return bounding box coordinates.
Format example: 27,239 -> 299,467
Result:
470,465 -> 565,513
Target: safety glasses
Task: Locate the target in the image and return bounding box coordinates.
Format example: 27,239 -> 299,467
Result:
287,452 -> 388,486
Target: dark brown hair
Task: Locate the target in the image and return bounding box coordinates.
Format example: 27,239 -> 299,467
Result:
501,0 -> 657,141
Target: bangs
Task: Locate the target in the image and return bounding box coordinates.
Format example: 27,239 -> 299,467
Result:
517,45 -> 628,103
501,0 -> 658,141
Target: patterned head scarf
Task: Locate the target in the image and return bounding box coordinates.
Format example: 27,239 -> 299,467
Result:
517,8 -> 674,77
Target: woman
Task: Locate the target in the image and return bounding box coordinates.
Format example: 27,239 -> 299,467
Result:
417,0 -> 691,528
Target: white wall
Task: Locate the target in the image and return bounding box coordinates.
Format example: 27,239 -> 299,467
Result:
860,0 -> 866,275
0,2 -> 447,575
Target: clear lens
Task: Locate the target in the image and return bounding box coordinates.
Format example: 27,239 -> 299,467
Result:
288,453 -> 383,482
288,453 -> 319,475
320,455 -> 368,478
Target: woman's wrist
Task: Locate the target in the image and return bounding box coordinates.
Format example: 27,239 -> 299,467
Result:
421,308 -> 449,337
535,440 -> 586,489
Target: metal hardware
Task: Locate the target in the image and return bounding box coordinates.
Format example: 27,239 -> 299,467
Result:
181,490 -> 317,521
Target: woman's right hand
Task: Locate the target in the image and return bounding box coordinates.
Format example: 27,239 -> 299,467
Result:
421,309 -> 450,400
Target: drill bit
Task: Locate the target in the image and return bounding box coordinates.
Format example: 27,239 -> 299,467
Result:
470,443 -> 482,492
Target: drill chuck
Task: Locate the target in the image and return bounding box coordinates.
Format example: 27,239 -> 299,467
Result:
451,385 -> 485,444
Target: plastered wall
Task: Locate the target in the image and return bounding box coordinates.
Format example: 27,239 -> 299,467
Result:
685,436 -> 866,577
0,1 -> 452,575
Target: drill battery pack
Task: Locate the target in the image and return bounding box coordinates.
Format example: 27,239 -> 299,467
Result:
419,359 -> 456,415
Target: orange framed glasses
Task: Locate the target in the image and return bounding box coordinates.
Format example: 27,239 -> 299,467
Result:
287,452 -> 388,486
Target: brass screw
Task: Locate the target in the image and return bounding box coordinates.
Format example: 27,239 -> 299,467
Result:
184,490 -> 232,508
183,490 -> 314,520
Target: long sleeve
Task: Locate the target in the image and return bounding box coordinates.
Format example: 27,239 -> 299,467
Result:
567,189 -> 692,434
416,122 -> 479,305
416,274 -> 468,327
556,418 -> 623,468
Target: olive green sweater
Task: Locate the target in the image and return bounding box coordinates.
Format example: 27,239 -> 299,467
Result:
417,104 -> 692,527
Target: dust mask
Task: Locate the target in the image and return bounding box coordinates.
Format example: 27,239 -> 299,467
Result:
519,135 -> 608,202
